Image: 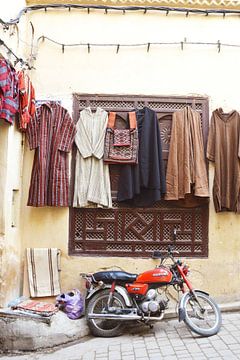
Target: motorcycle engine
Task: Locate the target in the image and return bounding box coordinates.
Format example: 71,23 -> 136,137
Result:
140,289 -> 168,314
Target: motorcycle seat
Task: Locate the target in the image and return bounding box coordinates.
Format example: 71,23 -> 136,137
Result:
92,271 -> 137,284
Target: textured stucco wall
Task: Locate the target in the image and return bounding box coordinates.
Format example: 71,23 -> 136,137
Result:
1,4 -> 240,305
0,0 -> 27,306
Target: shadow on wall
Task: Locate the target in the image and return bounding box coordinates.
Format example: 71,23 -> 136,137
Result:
0,121 -> 9,307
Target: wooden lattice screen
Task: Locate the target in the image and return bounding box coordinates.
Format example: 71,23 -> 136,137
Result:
69,94 -> 209,258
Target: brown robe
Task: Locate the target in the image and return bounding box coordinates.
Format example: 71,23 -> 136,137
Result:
207,108 -> 240,212
165,106 -> 209,200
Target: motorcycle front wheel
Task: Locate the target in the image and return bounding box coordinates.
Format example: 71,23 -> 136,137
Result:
86,289 -> 125,337
183,291 -> 222,337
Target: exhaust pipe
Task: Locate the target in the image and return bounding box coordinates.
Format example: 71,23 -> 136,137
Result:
88,312 -> 164,321
88,313 -> 142,321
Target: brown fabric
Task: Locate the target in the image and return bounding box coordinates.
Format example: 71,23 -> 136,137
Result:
165,106 -> 209,200
207,108 -> 240,212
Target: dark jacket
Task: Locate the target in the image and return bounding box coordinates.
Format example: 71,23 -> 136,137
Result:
117,107 -> 166,207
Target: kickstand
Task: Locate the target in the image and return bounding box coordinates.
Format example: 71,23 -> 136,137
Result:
137,319 -> 154,330
143,321 -> 154,330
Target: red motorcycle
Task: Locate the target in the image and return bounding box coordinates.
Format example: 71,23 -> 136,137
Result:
81,230 -> 221,337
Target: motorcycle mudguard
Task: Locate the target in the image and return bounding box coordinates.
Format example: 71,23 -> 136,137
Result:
178,290 -> 209,322
85,285 -> 133,307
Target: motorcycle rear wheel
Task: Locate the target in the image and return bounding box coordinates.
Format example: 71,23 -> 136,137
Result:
86,289 -> 125,337
183,291 -> 222,337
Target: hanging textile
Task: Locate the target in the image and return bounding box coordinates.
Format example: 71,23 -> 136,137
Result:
27,102 -> 76,207
207,108 -> 240,212
17,70 -> 36,131
117,107 -> 166,207
0,58 -> 19,124
165,106 -> 209,200
26,248 -> 61,297
73,107 -> 112,208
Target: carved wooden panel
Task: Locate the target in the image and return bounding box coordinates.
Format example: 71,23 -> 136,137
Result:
69,94 -> 209,257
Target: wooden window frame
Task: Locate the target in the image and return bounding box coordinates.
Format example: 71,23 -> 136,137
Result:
69,94 -> 209,258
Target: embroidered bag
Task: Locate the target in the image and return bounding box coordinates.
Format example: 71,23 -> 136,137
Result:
104,111 -> 138,164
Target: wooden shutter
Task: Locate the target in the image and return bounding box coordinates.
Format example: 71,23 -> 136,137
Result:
69,94 -> 209,258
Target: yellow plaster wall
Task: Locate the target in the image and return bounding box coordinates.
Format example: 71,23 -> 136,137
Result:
14,8 -> 240,303
0,11 -> 28,306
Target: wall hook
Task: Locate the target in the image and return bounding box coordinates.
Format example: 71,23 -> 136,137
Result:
217,40 -> 221,53
116,44 -> 120,53
147,43 -> 150,52
88,43 -> 90,53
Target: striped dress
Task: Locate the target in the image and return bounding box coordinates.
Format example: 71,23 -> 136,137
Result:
73,107 -> 112,208
27,102 -> 76,207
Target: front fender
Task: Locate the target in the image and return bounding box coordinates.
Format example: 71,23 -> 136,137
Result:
178,290 -> 209,322
85,285 -> 133,307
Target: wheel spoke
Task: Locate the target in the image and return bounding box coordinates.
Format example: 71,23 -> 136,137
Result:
183,292 -> 221,336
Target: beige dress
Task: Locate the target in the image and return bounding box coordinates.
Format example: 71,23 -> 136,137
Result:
73,107 -> 112,208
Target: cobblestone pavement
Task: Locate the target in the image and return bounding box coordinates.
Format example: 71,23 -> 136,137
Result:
1,311 -> 240,360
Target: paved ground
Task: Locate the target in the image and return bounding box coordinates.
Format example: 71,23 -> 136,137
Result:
1,311 -> 240,359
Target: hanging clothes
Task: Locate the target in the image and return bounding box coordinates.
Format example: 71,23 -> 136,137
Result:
117,107 -> 166,207
17,70 -> 36,131
207,108 -> 240,212
0,58 -> 19,124
165,106 -> 209,200
73,107 -> 112,208
27,102 -> 76,207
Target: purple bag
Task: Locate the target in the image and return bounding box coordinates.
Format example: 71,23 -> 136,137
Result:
56,289 -> 84,320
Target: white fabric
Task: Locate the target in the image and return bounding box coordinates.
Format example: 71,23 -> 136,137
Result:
73,107 -> 112,208
26,248 -> 61,297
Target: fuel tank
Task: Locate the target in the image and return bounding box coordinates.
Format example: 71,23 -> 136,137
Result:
136,266 -> 173,284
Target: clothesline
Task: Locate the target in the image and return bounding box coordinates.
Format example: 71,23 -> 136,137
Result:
0,38 -> 32,69
37,36 -> 239,53
1,4 -> 240,27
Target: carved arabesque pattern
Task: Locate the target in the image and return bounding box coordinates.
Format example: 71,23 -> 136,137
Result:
69,94 -> 209,258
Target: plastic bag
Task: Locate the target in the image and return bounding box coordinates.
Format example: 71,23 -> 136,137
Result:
56,289 -> 84,320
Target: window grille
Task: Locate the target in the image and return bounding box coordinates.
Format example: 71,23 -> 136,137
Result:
69,94 -> 209,257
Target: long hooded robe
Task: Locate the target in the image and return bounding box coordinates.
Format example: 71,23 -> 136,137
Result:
207,108 -> 240,212
165,106 -> 209,200
27,102 -> 76,207
117,107 -> 166,207
73,107 -> 112,208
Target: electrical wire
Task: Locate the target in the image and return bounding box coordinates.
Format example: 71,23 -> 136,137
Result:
36,35 -> 240,54
1,3 -> 240,27
0,38 -> 32,69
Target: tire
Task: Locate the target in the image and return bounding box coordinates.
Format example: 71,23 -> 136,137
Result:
86,289 -> 125,337
183,291 -> 222,337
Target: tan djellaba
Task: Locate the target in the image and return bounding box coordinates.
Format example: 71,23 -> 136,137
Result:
165,106 -> 209,201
